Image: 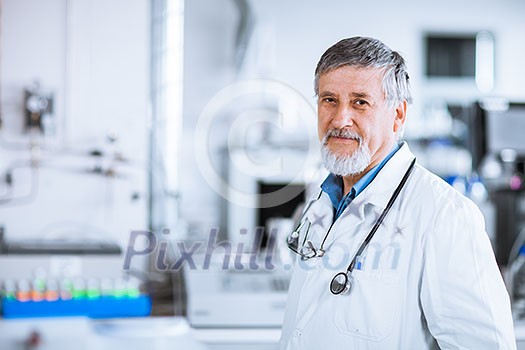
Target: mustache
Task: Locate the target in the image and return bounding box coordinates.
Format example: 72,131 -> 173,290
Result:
322,128 -> 363,145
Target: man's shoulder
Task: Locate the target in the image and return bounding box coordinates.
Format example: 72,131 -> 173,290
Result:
399,164 -> 487,247
410,164 -> 482,217
412,164 -> 457,195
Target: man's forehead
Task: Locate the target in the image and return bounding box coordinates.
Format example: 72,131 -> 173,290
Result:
318,66 -> 384,95
320,65 -> 384,79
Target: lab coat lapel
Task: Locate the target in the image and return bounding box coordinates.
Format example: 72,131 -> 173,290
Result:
304,193 -> 334,244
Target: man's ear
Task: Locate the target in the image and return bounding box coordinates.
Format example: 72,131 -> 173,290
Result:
393,100 -> 407,133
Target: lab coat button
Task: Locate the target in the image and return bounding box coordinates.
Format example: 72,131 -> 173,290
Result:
294,329 -> 302,337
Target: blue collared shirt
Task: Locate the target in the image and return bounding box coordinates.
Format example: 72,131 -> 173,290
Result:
321,143 -> 400,221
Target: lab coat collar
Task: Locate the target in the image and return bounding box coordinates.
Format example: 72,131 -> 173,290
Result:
349,141 -> 416,219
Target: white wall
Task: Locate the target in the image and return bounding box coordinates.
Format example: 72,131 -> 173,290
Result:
0,0 -> 150,246
180,0 -> 525,236
1,0 -> 67,134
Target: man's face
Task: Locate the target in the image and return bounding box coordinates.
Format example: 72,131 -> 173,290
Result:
317,65 -> 406,176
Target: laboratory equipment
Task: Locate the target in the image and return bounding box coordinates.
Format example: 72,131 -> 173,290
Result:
510,246 -> 525,319
23,81 -> 54,133
0,235 -> 151,319
1,277 -> 150,319
469,100 -> 525,266
424,32 -> 495,93
470,100 -> 525,168
184,254 -> 291,328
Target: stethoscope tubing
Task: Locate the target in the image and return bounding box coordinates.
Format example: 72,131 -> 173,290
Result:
345,157 -> 417,274
329,157 -> 417,295
288,157 -> 417,281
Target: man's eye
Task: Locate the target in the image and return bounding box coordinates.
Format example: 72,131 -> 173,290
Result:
355,100 -> 368,106
322,97 -> 336,103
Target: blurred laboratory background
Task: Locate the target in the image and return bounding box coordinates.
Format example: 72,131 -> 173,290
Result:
1,0 -> 525,349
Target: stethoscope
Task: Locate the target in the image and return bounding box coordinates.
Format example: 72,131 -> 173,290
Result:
287,158 -> 416,295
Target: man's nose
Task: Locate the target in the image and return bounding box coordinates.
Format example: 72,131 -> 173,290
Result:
331,104 -> 355,129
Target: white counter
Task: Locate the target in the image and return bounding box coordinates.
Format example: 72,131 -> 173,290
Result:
0,316 -> 281,350
3,316 -> 525,350
0,317 -> 207,350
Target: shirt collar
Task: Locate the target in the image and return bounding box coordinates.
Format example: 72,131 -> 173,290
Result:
353,142 -> 400,197
320,173 -> 344,209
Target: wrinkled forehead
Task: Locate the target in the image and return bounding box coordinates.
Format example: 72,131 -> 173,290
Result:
317,66 -> 387,99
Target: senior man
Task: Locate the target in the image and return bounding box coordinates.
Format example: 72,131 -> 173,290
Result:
280,36 -> 515,349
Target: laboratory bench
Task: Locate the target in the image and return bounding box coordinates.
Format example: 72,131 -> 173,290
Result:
4,316 -> 525,349
3,315 -> 525,349
0,316 -> 281,350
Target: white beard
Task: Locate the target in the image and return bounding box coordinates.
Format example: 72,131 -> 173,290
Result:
321,130 -> 371,176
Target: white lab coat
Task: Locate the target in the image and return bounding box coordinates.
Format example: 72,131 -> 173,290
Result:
280,142 -> 516,350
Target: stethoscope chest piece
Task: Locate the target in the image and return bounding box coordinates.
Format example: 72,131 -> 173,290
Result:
330,271 -> 352,295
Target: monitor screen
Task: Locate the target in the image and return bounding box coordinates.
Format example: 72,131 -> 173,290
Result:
426,35 -> 476,78
485,104 -> 525,155
257,182 -> 305,249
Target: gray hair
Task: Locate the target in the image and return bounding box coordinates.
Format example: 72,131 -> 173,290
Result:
314,37 -> 412,107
